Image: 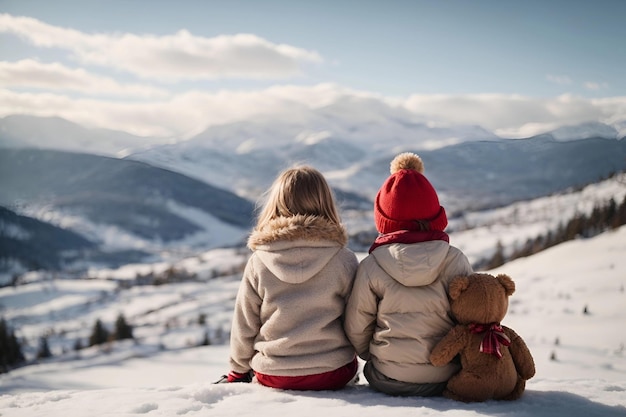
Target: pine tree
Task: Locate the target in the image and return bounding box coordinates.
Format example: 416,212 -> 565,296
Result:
74,338 -> 83,351
545,230 -> 555,249
214,325 -> 224,344
0,318 -> 25,373
605,198 -> 617,228
89,319 -> 110,346
614,195 -> 626,229
201,331 -> 211,346
564,215 -> 584,240
114,314 -> 133,341
36,336 -> 52,359
485,240 -> 506,269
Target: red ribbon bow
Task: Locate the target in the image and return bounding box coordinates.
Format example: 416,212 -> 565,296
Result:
469,323 -> 511,359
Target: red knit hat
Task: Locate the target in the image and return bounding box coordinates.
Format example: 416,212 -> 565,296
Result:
374,152 -> 447,234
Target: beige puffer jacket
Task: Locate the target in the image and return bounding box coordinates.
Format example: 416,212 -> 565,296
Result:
229,215 -> 358,377
344,240 -> 473,384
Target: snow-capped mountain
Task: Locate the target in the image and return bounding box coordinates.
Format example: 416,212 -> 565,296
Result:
187,97 -> 500,153
2,114 -> 626,279
0,206 -> 98,273
0,148 -> 254,277
131,131 -> 626,214
128,126 -> 370,199
0,115 -> 171,157
2,111 -> 624,163
548,121 -> 621,141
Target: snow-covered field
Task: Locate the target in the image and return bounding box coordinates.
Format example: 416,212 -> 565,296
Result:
1,177 -> 625,416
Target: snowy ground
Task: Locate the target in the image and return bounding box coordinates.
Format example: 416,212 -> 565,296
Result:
1,371 -> 624,417
1,226 -> 625,416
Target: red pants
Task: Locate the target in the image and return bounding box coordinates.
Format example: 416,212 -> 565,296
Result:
255,357 -> 358,391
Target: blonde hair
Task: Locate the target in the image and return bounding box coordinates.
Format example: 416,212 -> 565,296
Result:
255,166 -> 341,228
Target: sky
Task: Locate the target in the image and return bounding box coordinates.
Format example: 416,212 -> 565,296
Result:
1,0 -> 626,139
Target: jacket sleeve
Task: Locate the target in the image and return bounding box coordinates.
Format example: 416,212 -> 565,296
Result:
229,258 -> 263,373
442,247 -> 474,288
339,249 -> 359,303
343,258 -> 379,361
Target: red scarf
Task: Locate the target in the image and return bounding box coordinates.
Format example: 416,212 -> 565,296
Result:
469,323 -> 511,359
369,230 -> 449,253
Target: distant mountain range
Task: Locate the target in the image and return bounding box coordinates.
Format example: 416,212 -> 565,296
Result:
384,135 -> 626,212
0,115 -> 166,157
1,114 -> 625,276
0,148 -> 255,275
1,206 -> 96,273
130,128 -> 626,214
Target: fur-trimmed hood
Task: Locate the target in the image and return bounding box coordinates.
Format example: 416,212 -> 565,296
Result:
248,215 -> 348,249
247,215 -> 349,284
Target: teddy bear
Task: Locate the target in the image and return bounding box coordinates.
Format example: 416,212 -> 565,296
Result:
429,273 -> 535,402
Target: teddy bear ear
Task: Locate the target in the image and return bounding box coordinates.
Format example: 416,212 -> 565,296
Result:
496,274 -> 516,296
449,276 -> 470,300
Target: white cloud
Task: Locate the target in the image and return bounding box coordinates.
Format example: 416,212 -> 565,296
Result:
0,14 -> 323,81
584,81 -> 609,91
2,85 -> 625,140
546,74 -> 573,85
0,86 -> 335,138
404,93 -> 625,138
0,59 -> 169,98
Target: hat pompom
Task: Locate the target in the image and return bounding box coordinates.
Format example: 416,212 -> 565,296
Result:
390,152 -> 424,174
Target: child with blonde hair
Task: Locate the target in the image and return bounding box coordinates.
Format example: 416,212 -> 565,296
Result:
344,153 -> 473,397
222,166 -> 359,390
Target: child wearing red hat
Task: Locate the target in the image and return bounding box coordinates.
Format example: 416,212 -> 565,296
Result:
344,152 -> 474,397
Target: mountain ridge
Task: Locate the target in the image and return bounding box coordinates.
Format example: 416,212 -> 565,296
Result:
0,148 -> 255,275
2,116 -> 626,277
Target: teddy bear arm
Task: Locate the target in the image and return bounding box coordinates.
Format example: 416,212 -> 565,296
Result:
503,326 -> 536,380
430,325 -> 467,366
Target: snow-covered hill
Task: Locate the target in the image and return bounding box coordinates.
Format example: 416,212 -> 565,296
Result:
0,115 -> 167,157
1,224 -> 625,416
0,148 -> 254,278
548,121 -> 620,141
448,171 -> 626,265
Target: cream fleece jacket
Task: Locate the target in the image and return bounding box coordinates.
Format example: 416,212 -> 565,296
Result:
344,240 -> 473,384
229,215 -> 358,377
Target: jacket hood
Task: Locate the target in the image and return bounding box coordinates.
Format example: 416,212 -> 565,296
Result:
248,215 -> 348,284
371,240 -> 450,287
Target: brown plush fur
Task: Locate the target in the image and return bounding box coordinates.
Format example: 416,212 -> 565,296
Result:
430,273 -> 535,402
247,215 -> 348,249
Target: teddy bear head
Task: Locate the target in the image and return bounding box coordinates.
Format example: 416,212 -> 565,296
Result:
448,273 -> 515,325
